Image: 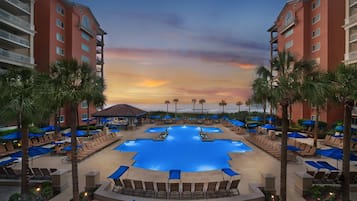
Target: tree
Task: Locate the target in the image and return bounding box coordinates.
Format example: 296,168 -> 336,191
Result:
164,100 -> 170,114
173,98 -> 179,118
199,99 -> 206,114
252,66 -> 272,124
219,100 -> 227,114
236,101 -> 243,113
0,68 -> 53,201
192,99 -> 197,111
50,58 -> 104,201
245,98 -> 252,114
270,51 -> 312,201
328,64 -> 357,201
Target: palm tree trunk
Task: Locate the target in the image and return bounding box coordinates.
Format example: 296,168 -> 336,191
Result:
20,125 -> 30,201
263,101 -> 267,124
289,104 -> 292,126
86,101 -> 90,135
342,100 -> 353,201
280,101 -> 289,201
313,107 -> 320,147
70,103 -> 80,201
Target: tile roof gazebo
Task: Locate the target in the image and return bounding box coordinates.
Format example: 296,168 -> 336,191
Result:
92,104 -> 147,129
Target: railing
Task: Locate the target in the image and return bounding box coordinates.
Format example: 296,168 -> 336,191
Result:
350,32 -> 357,42
351,0 -> 357,7
0,8 -> 31,31
80,25 -> 95,37
6,0 -> 30,13
353,107 -> 357,116
0,29 -> 29,47
279,19 -> 295,33
346,13 -> 357,26
0,48 -> 31,64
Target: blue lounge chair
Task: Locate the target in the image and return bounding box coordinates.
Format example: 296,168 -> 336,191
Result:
317,161 -> 338,171
222,168 -> 239,176
108,165 -> 129,179
305,161 -> 323,169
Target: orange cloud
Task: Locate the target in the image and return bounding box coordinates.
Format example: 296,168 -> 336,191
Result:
227,62 -> 257,70
136,79 -> 169,88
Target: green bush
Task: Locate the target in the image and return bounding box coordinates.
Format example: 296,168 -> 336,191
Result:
8,193 -> 20,201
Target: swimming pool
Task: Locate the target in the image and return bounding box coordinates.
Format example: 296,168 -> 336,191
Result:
115,125 -> 252,172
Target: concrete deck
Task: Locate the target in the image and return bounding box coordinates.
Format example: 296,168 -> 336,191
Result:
2,123 -> 357,201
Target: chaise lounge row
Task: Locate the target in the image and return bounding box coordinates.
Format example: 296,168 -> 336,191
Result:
112,178 -> 240,199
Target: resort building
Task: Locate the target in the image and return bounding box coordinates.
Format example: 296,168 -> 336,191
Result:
0,0 -> 35,71
268,0 -> 345,126
34,0 -> 106,127
345,0 -> 357,128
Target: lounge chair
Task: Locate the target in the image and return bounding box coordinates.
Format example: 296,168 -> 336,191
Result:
192,182 -> 204,199
133,180 -> 145,196
156,182 -> 167,199
229,179 -> 240,195
32,168 -> 44,179
181,182 -> 192,199
144,181 -> 156,198
122,179 -> 134,195
40,168 -> 51,179
217,180 -> 229,197
316,161 -> 338,171
312,171 -> 326,184
206,181 -> 218,198
325,171 -> 340,183
168,182 -> 180,199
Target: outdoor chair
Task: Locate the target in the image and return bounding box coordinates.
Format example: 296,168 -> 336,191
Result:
122,179 -> 134,195
168,182 -> 180,199
144,181 -> 156,198
181,182 -> 192,199
192,182 -> 204,199
206,181 -> 218,198
229,179 -> 240,195
156,182 -> 167,199
133,180 -> 145,196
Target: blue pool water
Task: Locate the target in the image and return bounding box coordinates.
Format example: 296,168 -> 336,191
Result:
115,125 -> 252,172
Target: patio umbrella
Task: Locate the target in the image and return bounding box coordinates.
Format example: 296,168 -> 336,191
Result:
62,130 -> 87,137
301,120 -> 315,126
251,116 -> 263,122
210,115 -> 219,120
316,148 -> 357,168
230,120 -> 245,127
288,132 -> 307,138
266,116 -> 276,122
10,146 -> 52,158
335,125 -> 356,132
261,124 -> 276,130
0,132 -> 43,140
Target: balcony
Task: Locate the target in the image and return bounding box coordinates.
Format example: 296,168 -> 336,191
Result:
96,57 -> 103,65
0,48 -> 32,64
345,13 -> 357,27
344,50 -> 357,63
0,29 -> 29,47
279,19 -> 296,34
351,0 -> 357,7
80,25 -> 95,37
0,8 -> 32,33
353,107 -> 357,116
5,0 -> 30,14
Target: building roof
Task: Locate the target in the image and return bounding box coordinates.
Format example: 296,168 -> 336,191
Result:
92,104 -> 147,118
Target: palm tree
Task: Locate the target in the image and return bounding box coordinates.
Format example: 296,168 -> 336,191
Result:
270,51 -> 311,201
50,58 -> 104,201
252,66 -> 272,124
173,98 -> 179,118
164,100 -> 170,114
0,68 -> 53,200
245,98 -> 251,114
219,100 -> 227,114
328,64 -> 357,201
199,99 -> 206,114
192,99 -> 197,112
236,101 -> 243,113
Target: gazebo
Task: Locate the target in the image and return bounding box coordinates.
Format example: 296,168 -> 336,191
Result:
92,104 -> 147,129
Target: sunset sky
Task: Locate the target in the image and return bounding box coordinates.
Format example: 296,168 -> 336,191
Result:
75,0 -> 287,105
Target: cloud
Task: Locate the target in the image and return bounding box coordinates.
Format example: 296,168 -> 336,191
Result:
136,79 -> 169,88
106,47 -> 266,69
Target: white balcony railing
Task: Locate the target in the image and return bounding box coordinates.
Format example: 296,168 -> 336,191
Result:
351,0 -> 357,7
353,107 -> 357,116
6,0 -> 30,13
0,8 -> 31,31
346,13 -> 357,26
0,48 -> 31,64
345,50 -> 357,62
0,29 -> 29,47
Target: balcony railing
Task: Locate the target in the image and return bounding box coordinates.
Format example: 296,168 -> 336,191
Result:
6,0 -> 30,13
345,50 -> 357,62
0,29 -> 29,47
0,48 -> 31,64
80,25 -> 95,37
279,19 -> 295,33
0,8 -> 31,31
346,13 -> 357,26
353,107 -> 357,116
351,0 -> 357,7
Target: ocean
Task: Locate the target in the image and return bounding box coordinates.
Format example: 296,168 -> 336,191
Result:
106,103 -> 264,114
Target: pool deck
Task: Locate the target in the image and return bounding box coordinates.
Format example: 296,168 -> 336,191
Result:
2,123 -> 357,201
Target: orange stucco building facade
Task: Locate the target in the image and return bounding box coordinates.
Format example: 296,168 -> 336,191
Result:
269,0 -> 345,126
34,0 -> 105,127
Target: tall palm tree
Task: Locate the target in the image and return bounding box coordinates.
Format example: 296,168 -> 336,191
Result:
199,99 -> 206,114
236,101 -> 243,113
270,51 -> 310,201
192,99 -> 197,112
0,68 -> 53,200
50,58 -> 103,201
254,66 -> 273,124
164,100 -> 170,114
219,100 -> 227,114
328,64 -> 357,201
173,98 -> 179,118
245,98 -> 252,114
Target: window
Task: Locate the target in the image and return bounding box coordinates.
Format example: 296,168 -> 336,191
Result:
81,100 -> 88,108
284,29 -> 294,38
56,4 -> 65,15
81,44 -> 90,52
285,40 -> 293,49
56,33 -> 64,42
56,19 -> 64,29
284,11 -> 294,26
81,15 -> 91,30
312,13 -> 320,24
56,46 -> 64,56
312,42 -> 320,52
81,32 -> 90,41
312,28 -> 320,38
81,55 -> 89,63
81,113 -> 88,121
56,115 -> 64,123
312,0 -> 320,10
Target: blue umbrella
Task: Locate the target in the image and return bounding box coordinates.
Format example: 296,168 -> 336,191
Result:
335,125 -> 356,132
150,115 -> 161,119
40,126 -> 56,132
63,130 -> 87,137
230,120 -> 245,127
317,148 -> 357,168
0,132 -> 43,140
302,120 -> 315,126
10,146 -> 52,158
210,115 -> 220,120
163,115 -> 172,120
62,144 -> 83,151
251,116 -> 263,122
266,116 -> 276,122
261,124 -> 276,130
